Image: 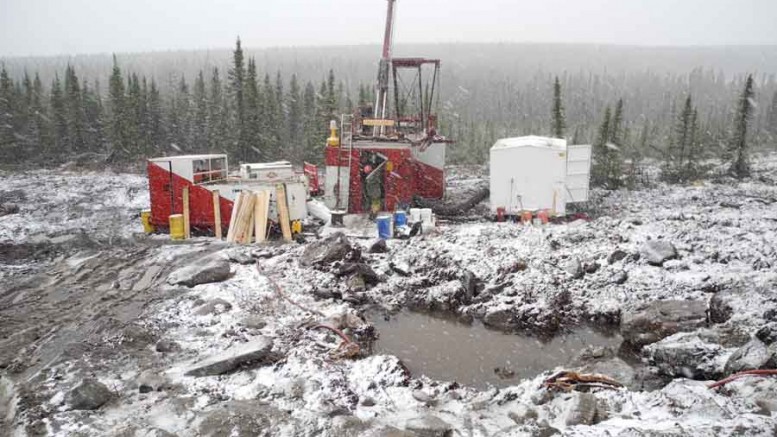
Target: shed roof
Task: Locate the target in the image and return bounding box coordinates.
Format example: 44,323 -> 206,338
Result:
491,136 -> 567,151
148,154 -> 227,162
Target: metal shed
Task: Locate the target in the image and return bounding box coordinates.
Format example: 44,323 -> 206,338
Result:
489,136 -> 591,216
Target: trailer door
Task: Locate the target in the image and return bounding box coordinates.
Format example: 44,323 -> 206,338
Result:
565,145 -> 592,203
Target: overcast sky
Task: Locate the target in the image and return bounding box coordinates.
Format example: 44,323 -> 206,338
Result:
1,0 -> 776,57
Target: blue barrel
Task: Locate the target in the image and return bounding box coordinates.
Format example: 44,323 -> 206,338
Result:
394,211 -> 407,227
376,215 -> 392,239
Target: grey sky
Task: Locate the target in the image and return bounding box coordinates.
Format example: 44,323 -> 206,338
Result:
1,0 -> 775,57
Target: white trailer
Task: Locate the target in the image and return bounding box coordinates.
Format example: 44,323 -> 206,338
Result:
489,136 -> 591,216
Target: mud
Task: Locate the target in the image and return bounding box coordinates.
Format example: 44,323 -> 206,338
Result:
370,310 -> 621,389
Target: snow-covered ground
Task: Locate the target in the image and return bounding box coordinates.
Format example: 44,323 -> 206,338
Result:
2,157 -> 777,436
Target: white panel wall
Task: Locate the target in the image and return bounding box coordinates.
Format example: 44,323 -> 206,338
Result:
490,145 -> 568,215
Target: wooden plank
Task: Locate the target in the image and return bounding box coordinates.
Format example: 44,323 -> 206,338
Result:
254,190 -> 270,243
276,184 -> 293,242
235,193 -> 256,244
362,118 -> 395,127
182,186 -> 191,239
245,192 -> 255,244
254,191 -> 270,243
226,192 -> 243,243
212,189 -> 222,239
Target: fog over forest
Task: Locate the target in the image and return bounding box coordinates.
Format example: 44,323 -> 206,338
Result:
2,42 -> 777,171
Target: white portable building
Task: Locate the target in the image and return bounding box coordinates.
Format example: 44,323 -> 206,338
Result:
489,136 -> 592,216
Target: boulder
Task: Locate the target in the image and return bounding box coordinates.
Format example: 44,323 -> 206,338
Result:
724,339 -> 771,374
709,289 -> 740,324
756,323 -> 777,345
610,270 -> 628,285
483,308 -> 516,331
460,270 -> 481,302
167,255 -> 231,287
644,331 -> 726,379
0,203 -> 19,216
138,370 -> 169,393
67,379 -> 114,410
412,390 -> 437,406
335,262 -> 381,286
404,415 -> 453,437
583,261 -> 600,274
194,298 -> 233,316
407,281 -> 466,312
620,300 -> 707,348
368,238 -> 389,254
185,337 -> 277,377
556,392 -> 600,426
564,258 -> 584,279
508,404 -> 538,424
300,232 -> 352,266
241,315 -> 267,330
607,249 -> 629,264
155,339 -> 182,353
640,240 -> 678,266
198,400 -> 293,437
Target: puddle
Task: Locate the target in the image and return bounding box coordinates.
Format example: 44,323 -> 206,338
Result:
371,311 -> 621,389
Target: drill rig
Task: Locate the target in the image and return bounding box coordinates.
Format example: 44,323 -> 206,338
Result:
323,0 -> 452,214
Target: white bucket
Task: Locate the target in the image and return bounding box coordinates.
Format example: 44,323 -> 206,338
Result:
409,208 -> 422,223
420,208 -> 434,233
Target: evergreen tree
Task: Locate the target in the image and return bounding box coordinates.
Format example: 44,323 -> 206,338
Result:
107,56 -> 127,160
551,76 -> 565,139
64,65 -> 87,153
147,79 -> 164,154
208,68 -> 229,153
0,66 -> 17,159
664,95 -> 695,182
262,72 -> 279,159
228,37 -> 246,160
302,80 -> 320,163
169,76 -> 192,152
244,59 -> 261,161
50,74 -> 69,157
609,98 -> 624,146
275,71 -> 288,155
729,74 -> 755,178
31,73 -> 49,151
767,90 -> 777,136
81,80 -> 105,153
192,70 -> 209,153
125,73 -> 143,156
592,106 -> 622,188
287,73 -> 303,162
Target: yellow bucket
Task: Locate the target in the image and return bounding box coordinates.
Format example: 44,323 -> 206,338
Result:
169,214 -> 185,240
141,210 -> 155,234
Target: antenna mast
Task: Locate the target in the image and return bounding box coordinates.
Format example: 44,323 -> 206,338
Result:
373,0 -> 396,136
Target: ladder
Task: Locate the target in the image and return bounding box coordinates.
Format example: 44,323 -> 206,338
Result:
334,114 -> 354,211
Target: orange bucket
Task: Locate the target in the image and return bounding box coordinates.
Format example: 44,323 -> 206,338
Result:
537,210 -> 550,224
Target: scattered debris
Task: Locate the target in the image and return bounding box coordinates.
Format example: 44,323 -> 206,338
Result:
543,370 -> 624,392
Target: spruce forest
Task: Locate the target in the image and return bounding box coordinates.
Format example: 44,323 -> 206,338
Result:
2,40 -> 777,183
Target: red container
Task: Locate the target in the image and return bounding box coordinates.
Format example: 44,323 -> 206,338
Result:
537,210 -> 550,224
496,207 -> 506,222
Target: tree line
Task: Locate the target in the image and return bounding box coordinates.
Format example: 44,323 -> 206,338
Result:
0,38 -> 371,167
2,39 -> 777,185
549,72 -> 768,186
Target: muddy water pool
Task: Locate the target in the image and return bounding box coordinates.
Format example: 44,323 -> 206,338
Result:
371,310 -> 621,389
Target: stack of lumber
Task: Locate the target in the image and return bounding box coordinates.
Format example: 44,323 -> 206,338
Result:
226,184 -> 293,244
